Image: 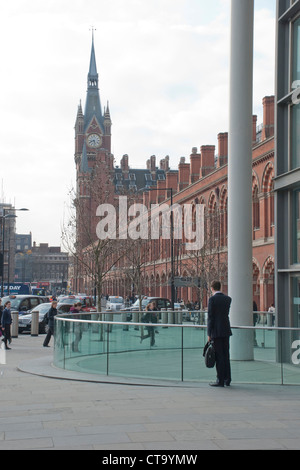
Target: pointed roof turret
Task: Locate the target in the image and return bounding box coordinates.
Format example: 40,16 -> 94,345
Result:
78,99 -> 83,116
75,99 -> 84,136
104,100 -> 111,119
84,33 -> 104,133
75,99 -> 84,123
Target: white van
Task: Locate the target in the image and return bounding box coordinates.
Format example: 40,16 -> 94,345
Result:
106,296 -> 125,311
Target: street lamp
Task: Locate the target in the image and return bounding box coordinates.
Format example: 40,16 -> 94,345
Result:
1,208 -> 29,297
143,186 -> 176,310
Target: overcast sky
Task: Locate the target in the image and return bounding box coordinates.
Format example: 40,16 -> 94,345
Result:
0,0 -> 276,247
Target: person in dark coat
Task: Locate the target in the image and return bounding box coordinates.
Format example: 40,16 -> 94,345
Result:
140,303 -> 157,347
0,298 -> 3,323
1,301 -> 12,350
207,280 -> 232,387
70,302 -> 83,352
0,299 -> 3,341
43,301 -> 58,347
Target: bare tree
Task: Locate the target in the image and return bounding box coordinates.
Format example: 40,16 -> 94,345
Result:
122,237 -> 151,309
179,208 -> 228,308
62,159 -> 125,314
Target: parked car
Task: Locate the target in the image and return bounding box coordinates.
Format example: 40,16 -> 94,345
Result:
106,296 -> 125,311
1,295 -> 49,315
174,302 -> 184,310
57,295 -> 96,313
124,297 -> 171,312
18,302 -> 52,334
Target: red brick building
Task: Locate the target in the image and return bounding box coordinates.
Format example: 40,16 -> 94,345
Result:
74,39 -> 274,311
99,96 -> 275,311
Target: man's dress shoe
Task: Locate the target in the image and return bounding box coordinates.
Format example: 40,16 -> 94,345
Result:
209,382 -> 224,387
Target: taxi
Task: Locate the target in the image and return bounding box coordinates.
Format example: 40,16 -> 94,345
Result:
57,295 -> 96,313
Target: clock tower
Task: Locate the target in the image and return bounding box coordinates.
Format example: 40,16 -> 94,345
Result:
74,34 -> 114,254
74,33 -> 113,176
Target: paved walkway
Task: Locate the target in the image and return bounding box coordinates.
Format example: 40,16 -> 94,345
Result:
0,334 -> 300,450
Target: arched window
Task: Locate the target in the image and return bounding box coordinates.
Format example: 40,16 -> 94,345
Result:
262,162 -> 275,237
208,193 -> 219,248
253,185 -> 260,232
219,187 -> 228,247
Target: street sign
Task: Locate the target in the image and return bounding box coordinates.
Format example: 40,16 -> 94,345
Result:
174,276 -> 200,287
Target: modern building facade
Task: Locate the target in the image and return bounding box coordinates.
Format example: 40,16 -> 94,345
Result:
15,233 -> 33,283
275,0 -> 300,328
0,203 -> 16,286
15,238 -> 69,293
31,243 -> 69,291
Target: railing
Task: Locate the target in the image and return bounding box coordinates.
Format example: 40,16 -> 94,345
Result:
53,311 -> 300,386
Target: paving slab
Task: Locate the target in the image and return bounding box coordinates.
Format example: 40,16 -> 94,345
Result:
0,334 -> 300,450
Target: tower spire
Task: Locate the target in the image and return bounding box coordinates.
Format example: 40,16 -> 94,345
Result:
88,27 -> 98,86
90,25 -> 96,42
84,30 -> 104,132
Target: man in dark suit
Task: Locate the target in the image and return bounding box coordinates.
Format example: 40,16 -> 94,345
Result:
207,280 -> 232,387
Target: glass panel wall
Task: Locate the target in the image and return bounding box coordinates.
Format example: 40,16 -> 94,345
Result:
53,315 -> 300,386
292,17 -> 300,83
282,328 -> 300,385
291,104 -> 300,169
292,276 -> 300,328
291,17 -> 300,169
107,323 -> 183,381
292,190 -> 300,264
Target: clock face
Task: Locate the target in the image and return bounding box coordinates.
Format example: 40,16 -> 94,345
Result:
87,133 -> 102,148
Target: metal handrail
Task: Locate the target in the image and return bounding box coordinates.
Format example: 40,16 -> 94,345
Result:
55,312 -> 300,331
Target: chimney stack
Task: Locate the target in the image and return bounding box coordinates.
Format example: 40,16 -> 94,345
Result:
166,171 -> 178,194
160,156 -> 170,171
252,115 -> 257,145
150,155 -> 156,179
190,147 -> 201,183
261,96 -> 274,140
178,157 -> 190,191
156,179 -> 166,203
120,153 -> 129,173
217,133 -> 228,168
200,145 -> 215,177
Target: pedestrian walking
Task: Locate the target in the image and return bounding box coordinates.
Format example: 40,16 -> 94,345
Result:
253,300 -> 258,346
140,303 -> 157,347
0,298 -> 3,323
207,280 -> 232,387
43,301 -> 58,347
0,299 -> 3,341
1,301 -> 12,350
71,302 -> 83,352
268,303 -> 275,326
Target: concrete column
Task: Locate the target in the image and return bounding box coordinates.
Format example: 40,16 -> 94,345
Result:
11,312 -> 19,338
228,0 -> 254,360
161,308 -> 168,327
121,311 -> 128,331
31,311 -> 39,336
167,308 -> 174,324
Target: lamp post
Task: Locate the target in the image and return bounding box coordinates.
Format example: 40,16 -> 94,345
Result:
144,186 -> 176,310
228,0 -> 254,360
1,208 -> 29,297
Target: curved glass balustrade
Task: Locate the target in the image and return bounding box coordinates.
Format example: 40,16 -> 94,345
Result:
53,312 -> 300,385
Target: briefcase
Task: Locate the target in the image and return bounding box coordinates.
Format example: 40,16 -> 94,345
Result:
203,341 -> 215,368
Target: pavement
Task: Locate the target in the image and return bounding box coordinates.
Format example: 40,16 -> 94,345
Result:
0,333 -> 300,450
